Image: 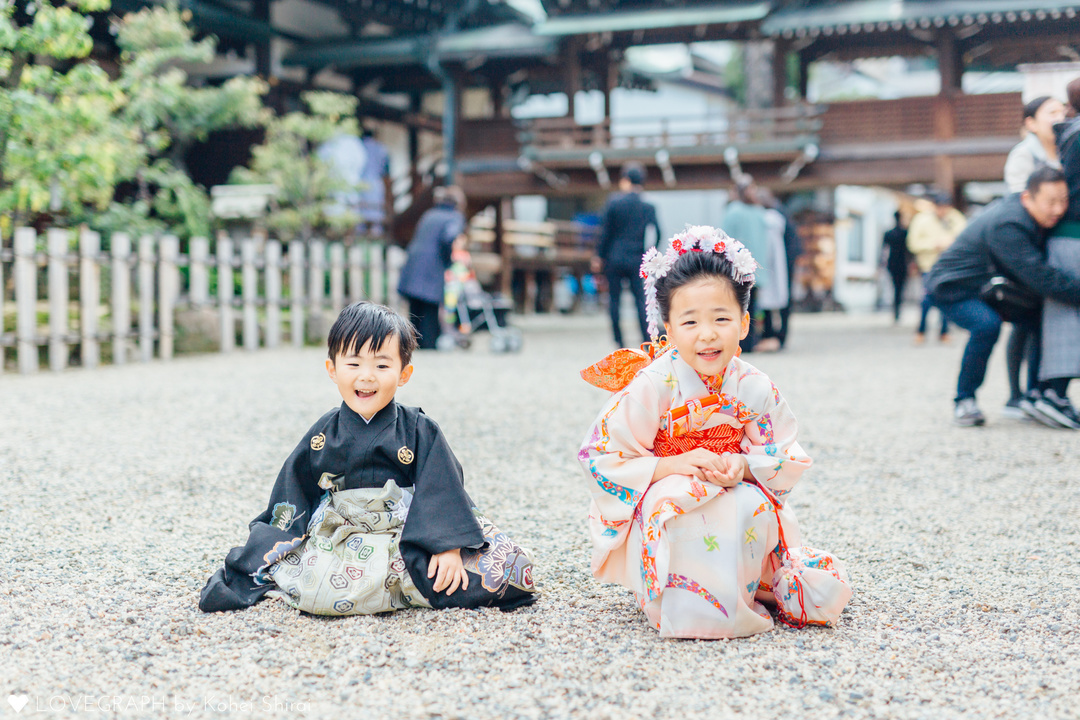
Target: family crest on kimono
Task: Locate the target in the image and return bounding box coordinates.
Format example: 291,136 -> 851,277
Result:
579,226 -> 852,638
200,301 -> 536,615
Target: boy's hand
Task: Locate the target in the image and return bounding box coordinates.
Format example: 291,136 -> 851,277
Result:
428,548 -> 469,596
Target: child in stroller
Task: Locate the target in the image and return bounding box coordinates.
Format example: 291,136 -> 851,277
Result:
439,235 -> 523,353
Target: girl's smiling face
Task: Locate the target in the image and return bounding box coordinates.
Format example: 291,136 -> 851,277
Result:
664,277 -> 749,377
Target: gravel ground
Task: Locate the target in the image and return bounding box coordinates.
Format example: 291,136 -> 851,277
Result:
2,309 -> 1079,719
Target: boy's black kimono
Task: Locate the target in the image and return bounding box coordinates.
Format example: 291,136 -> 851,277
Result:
199,401 -> 536,612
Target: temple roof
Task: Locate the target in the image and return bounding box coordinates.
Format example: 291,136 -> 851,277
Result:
762,0 -> 1080,38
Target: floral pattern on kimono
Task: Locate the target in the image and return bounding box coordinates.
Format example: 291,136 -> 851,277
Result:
579,349 -> 851,638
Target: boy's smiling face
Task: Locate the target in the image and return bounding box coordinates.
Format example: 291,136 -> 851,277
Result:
326,335 -> 413,420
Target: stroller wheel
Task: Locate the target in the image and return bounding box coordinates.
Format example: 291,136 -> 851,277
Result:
489,334 -> 508,353
506,328 -> 524,353
436,334 -> 458,352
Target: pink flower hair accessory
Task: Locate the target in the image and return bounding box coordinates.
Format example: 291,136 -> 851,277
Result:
639,225 -> 758,339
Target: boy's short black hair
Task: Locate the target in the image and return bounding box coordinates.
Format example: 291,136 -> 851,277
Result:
327,301 -> 418,367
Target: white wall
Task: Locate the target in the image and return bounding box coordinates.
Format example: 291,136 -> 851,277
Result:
833,185 -> 898,312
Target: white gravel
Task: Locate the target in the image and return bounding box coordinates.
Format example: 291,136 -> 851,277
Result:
1,309 -> 1079,719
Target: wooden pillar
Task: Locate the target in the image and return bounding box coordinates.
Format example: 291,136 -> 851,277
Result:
308,238 -> 325,333
565,37 -> 582,119
496,199 -> 512,300
936,29 -> 963,95
604,51 -> 619,120
189,237 -> 210,306
241,236 -> 259,351
265,239 -> 282,348
369,241 -> 385,303
329,242 -> 345,314
408,92 -> 422,198
288,240 -> 305,347
79,228 -> 101,370
158,235 -> 179,360
14,227 -> 38,374
772,40 -> 790,107
797,52 -> 811,102
137,235 -> 155,363
253,0 -> 272,79
386,245 -> 406,313
489,75 -> 507,119
933,94 -> 957,194
111,233 -> 131,365
217,232 -> 235,353
348,244 -> 364,303
47,228 -> 69,372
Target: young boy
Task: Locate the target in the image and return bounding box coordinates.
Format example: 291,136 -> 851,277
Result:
200,302 -> 535,614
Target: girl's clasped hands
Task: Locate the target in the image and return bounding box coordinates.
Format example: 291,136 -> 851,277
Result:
652,449 -> 751,488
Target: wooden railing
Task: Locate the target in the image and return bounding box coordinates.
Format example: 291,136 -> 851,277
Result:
0,228 -> 405,374
520,104 -> 825,153
818,92 -> 1022,144
457,95 -> 1022,164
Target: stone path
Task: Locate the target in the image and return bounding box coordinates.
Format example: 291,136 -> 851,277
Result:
1,310 -> 1078,719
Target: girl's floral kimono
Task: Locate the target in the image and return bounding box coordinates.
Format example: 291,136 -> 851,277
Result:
579,347 -> 851,638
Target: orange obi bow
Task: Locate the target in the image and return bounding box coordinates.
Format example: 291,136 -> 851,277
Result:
653,422 -> 743,458
580,339 -> 668,392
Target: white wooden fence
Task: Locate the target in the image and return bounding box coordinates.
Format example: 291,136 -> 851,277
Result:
0,228 -> 407,374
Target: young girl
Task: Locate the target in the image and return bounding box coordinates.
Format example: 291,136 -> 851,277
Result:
578,226 -> 851,638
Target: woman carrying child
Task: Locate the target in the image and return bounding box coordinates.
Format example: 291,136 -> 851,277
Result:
578,226 -> 851,638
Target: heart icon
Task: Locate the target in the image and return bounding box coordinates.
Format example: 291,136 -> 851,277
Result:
7,695 -> 29,713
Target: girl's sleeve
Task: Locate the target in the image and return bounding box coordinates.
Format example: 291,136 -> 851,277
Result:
579,376 -> 663,520
740,379 -> 812,502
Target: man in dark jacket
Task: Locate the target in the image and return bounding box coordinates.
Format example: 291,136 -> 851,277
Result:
926,166 -> 1080,426
397,185 -> 466,349
593,163 -> 661,347
883,211 -> 911,323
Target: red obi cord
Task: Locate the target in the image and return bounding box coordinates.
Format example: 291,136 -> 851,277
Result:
652,423 -> 742,458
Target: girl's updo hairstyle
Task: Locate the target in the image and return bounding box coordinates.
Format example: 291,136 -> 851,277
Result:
655,250 -> 754,324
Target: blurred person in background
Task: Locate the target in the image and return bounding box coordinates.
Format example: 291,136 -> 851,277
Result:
1004,96 -> 1065,194
398,185 -> 467,350
593,163 -> 661,348
754,187 -> 792,352
925,167 -> 1080,427
721,180 -> 768,353
882,210 -> 912,324
360,126 -> 392,235
1001,96 -> 1067,417
1033,79 -> 1080,428
908,191 -> 967,344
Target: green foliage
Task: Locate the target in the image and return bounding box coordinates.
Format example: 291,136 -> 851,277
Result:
0,0 -> 141,225
115,4 -> 267,155
231,91 -> 362,241
93,3 -> 267,239
1,1 -> 265,239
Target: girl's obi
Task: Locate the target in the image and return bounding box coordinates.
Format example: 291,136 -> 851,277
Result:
653,393 -> 744,458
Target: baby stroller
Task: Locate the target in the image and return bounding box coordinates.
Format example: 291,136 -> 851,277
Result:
438,245 -> 523,354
